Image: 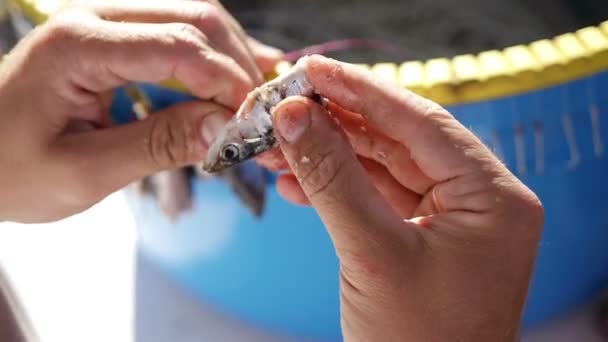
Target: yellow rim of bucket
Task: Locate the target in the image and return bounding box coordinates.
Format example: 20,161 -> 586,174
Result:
8,0 -> 608,106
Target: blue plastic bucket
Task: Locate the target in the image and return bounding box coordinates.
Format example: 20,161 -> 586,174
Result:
110,69 -> 608,340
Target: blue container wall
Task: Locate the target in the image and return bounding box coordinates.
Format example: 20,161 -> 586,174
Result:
451,71 -> 608,330
111,70 -> 608,340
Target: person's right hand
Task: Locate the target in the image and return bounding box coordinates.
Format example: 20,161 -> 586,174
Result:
271,55 -> 544,341
0,1 -> 282,223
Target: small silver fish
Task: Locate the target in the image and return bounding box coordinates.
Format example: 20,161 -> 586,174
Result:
202,57 -> 320,173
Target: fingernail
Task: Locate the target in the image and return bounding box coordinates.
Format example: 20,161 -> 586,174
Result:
201,113 -> 228,146
276,101 -> 311,143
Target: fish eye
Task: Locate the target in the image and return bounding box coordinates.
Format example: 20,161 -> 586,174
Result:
221,144 -> 240,163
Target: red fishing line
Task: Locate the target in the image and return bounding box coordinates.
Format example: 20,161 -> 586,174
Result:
282,38 -> 409,62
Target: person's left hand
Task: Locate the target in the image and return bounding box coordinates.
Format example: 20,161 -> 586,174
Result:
0,1 -> 283,223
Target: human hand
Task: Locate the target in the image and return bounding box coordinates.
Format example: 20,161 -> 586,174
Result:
272,55 -> 544,341
0,1 -> 282,223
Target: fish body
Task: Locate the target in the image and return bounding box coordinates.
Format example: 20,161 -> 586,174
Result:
203,58 -> 316,173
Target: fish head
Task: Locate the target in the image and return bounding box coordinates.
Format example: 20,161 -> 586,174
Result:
202,112 -> 276,173
202,59 -> 315,173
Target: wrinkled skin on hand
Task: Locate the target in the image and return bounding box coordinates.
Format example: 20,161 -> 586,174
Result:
265,55 -> 544,342
0,0 -> 543,339
0,0 -> 282,223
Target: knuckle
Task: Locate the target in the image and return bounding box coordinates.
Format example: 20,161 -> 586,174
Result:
166,23 -> 207,52
497,187 -> 545,252
147,113 -> 200,168
43,20 -> 75,42
44,6 -> 93,39
413,96 -> 455,125
26,17 -> 90,80
491,174 -> 545,239
520,189 -> 545,230
38,16 -> 80,48
423,101 -> 453,122
36,8 -> 101,55
189,4 -> 228,39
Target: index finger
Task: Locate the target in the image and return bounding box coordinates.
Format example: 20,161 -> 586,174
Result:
44,8 -> 253,110
85,0 -> 264,85
302,55 -> 495,181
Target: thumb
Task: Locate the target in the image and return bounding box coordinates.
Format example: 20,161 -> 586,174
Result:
273,97 -> 406,255
53,101 -> 230,198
